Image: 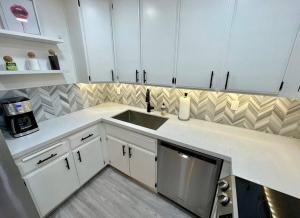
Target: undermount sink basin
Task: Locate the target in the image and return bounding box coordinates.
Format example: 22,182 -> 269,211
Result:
112,110 -> 168,130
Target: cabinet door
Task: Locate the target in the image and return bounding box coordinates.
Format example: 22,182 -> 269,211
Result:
141,0 -> 179,86
81,0 -> 115,82
112,0 -> 141,83
176,0 -> 234,89
128,144 -> 156,189
73,137 -> 105,185
24,153 -> 79,217
224,0 -> 300,94
106,136 -> 130,175
280,27 -> 300,99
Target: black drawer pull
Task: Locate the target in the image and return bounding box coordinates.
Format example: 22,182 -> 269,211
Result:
77,151 -> 82,162
209,71 -> 214,89
225,71 -> 230,90
65,158 -> 70,170
136,70 -> 139,83
122,145 -> 126,156
129,147 -> 132,158
143,70 -> 147,83
81,134 -> 93,141
37,153 -> 57,165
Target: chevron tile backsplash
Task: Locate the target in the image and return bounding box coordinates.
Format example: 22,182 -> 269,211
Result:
1,83 -> 300,139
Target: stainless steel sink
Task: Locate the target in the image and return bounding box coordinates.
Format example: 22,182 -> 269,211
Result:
112,110 -> 168,130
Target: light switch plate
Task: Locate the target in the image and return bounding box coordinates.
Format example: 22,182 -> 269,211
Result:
231,100 -> 239,111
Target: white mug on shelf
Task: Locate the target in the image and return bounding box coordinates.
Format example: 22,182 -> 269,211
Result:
27,58 -> 40,71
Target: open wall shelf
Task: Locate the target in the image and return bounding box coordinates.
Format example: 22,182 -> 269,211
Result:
0,70 -> 63,75
0,29 -> 64,44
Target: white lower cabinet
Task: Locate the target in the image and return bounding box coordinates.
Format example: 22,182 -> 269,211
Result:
106,133 -> 157,189
23,153 -> 79,217
128,144 -> 156,189
73,137 -> 105,185
106,136 -> 130,175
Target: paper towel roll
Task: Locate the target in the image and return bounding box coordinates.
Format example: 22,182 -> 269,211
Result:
178,93 -> 190,121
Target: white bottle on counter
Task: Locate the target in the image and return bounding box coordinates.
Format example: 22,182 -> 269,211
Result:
178,93 -> 190,121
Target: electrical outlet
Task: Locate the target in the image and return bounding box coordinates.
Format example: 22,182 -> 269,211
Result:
116,87 -> 121,95
231,100 -> 239,111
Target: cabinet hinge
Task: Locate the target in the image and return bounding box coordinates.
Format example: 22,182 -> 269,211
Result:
155,183 -> 157,188
155,156 -> 157,161
279,81 -> 284,91
88,76 -> 91,81
77,0 -> 81,7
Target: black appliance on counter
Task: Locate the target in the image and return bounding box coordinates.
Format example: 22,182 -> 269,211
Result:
1,97 -> 39,137
216,175 -> 300,218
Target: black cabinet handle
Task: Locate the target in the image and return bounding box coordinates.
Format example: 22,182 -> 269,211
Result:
37,153 -> 57,165
298,85 -> 300,92
65,158 -> 70,170
111,70 -> 115,82
279,81 -> 284,91
143,70 -> 147,83
136,70 -> 139,83
209,71 -> 214,89
122,145 -> 126,156
128,147 -> 132,158
81,133 -> 93,141
225,71 -> 230,90
77,151 -> 82,162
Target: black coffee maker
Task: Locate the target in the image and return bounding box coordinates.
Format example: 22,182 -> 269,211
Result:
1,97 -> 39,137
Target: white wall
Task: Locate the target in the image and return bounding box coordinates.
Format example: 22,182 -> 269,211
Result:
0,0 -> 79,90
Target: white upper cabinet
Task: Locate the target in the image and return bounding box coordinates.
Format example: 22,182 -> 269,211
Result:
280,27 -> 300,99
81,0 -> 115,82
176,0 -> 235,89
223,0 -> 300,94
112,0 -> 141,83
141,0 -> 179,86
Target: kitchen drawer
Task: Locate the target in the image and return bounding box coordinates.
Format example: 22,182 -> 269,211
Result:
105,124 -> 156,153
17,141 -> 69,176
69,125 -> 100,149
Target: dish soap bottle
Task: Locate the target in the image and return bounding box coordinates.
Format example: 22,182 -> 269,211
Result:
161,103 -> 167,116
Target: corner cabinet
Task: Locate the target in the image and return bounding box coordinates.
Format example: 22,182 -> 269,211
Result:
222,0 -> 300,94
72,137 -> 105,185
80,0 -> 115,82
106,125 -> 157,189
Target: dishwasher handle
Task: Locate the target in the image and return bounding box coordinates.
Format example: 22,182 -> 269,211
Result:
159,141 -> 221,165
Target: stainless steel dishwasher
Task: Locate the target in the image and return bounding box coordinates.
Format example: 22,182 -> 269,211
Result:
157,141 -> 223,218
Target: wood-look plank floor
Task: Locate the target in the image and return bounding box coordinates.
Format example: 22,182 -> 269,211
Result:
48,167 -> 194,218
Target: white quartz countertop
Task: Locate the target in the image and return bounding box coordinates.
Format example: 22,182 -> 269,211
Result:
5,103 -> 300,199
